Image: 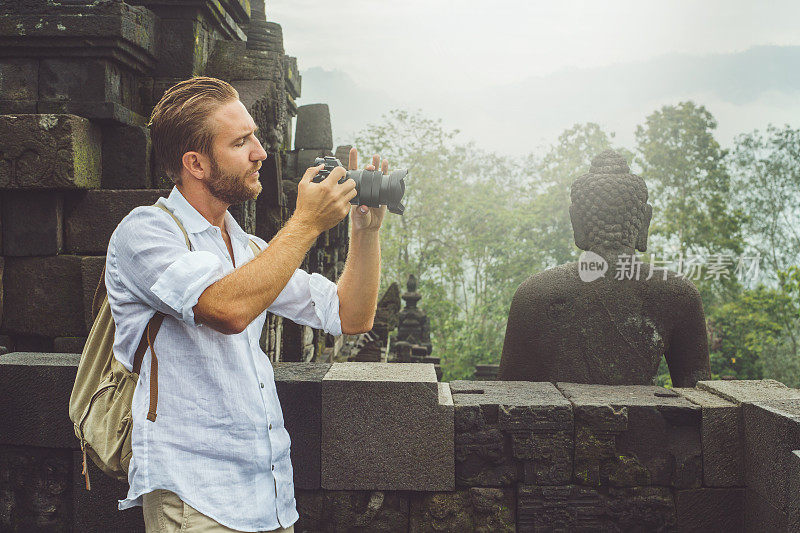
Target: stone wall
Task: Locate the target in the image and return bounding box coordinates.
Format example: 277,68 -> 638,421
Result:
3,352 -> 800,532
0,0 -> 351,362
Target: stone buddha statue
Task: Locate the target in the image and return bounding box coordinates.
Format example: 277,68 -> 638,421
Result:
499,150 -> 711,387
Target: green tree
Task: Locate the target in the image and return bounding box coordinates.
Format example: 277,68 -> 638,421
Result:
729,125 -> 800,278
354,110 -> 528,380
635,102 -> 743,259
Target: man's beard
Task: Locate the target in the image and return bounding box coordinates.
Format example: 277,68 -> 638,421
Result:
206,158 -> 262,205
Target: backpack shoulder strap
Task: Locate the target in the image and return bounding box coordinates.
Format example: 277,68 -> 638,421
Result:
154,202 -> 192,251
248,238 -> 262,257
129,202 -> 194,422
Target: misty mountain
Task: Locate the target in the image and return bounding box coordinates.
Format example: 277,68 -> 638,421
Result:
296,46 -> 800,155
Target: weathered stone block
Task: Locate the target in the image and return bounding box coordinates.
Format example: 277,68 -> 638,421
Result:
273,362 -> 331,490
450,380 -> 572,487
325,491 -> 410,532
745,487 -> 787,532
518,484 -> 676,532
675,387 -> 744,486
321,363 -> 454,491
101,124 -> 151,189
53,336 -> 87,354
11,335 -> 53,353
742,398 -> 800,517
2,256 -> 85,337
71,450 -> 145,532
409,488 -> 515,533
64,189 -> 170,254
295,104 -> 332,150
152,17 -> 212,78
2,191 -> 63,256
558,383 -> 702,489
39,58 -> 135,107
0,445 -> 73,532
675,488 -> 744,533
208,40 -> 283,81
81,256 -> 106,332
0,114 -> 101,189
698,379 -> 800,404
0,59 -> 38,102
0,352 -> 80,448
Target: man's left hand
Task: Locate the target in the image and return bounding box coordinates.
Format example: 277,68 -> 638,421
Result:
348,148 -> 387,233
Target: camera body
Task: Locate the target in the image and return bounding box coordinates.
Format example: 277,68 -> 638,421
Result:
311,156 -> 406,215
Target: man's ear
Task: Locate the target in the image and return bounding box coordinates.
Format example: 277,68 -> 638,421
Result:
181,151 -> 208,182
570,204 -> 588,250
636,203 -> 653,252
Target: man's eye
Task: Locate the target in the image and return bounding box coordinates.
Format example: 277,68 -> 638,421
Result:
235,139 -> 246,147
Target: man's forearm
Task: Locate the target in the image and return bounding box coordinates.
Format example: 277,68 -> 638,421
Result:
337,228 -> 381,334
194,217 -> 319,334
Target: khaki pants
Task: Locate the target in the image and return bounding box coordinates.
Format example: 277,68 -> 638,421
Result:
143,489 -> 295,533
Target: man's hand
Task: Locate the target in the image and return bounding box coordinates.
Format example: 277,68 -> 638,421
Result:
294,162 -> 357,234
349,148 -> 388,233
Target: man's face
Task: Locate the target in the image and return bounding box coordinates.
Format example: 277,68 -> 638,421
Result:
205,99 -> 267,205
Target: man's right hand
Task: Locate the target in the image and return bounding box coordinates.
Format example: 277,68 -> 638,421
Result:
294,164 -> 357,234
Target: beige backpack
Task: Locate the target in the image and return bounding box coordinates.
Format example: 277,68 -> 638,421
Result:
69,203 -> 260,490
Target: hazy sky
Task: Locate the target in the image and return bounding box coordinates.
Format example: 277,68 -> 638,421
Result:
271,0 -> 800,100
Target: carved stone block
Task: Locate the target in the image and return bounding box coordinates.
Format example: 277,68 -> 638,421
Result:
0,352 -> 80,448
517,484 -> 676,532
295,104 -> 332,150
742,398 -> 800,517
273,362 -> 331,490
64,189 -> 170,254
0,445 -> 72,532
451,380 -> 572,487
558,383 -> 702,489
409,488 -> 515,533
1,191 -> 63,256
675,387 -> 744,486
675,488 -> 744,533
325,491 -> 410,532
101,124 -> 152,189
0,59 -> 38,110
2,256 -> 86,337
321,363 -> 454,491
53,336 -> 87,354
0,114 -> 101,189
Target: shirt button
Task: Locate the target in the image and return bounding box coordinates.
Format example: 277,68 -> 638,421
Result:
311,301 -> 315,306
272,464 -> 275,471
260,382 -> 264,388
269,423 -> 272,430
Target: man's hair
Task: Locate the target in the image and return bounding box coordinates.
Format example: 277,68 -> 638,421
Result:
148,76 -> 239,185
570,150 -> 649,250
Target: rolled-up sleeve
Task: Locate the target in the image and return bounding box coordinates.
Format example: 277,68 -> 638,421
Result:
268,268 -> 342,336
108,206 -> 229,326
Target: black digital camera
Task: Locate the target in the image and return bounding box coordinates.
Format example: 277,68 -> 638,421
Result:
312,156 -> 406,215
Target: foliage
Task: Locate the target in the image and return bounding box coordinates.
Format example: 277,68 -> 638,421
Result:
729,125 -> 800,280
355,110 -> 529,380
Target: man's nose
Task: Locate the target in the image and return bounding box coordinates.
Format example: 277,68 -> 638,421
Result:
251,136 -> 267,161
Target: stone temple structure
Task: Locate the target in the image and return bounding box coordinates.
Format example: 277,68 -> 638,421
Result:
2,4 -> 799,533
500,150 -> 711,388
0,0 -> 350,363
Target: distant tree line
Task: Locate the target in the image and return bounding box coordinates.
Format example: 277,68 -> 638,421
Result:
354,103 -> 800,385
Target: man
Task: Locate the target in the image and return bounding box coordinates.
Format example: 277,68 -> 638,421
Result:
107,76 -> 385,532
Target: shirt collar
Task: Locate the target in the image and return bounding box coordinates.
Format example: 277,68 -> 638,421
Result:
161,187 -> 250,246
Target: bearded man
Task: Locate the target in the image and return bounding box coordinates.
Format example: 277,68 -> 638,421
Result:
107,76 -> 385,532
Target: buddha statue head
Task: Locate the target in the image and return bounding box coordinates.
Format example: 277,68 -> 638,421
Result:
569,150 -> 653,258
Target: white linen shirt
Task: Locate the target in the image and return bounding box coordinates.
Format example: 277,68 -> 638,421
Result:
108,187 -> 342,531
